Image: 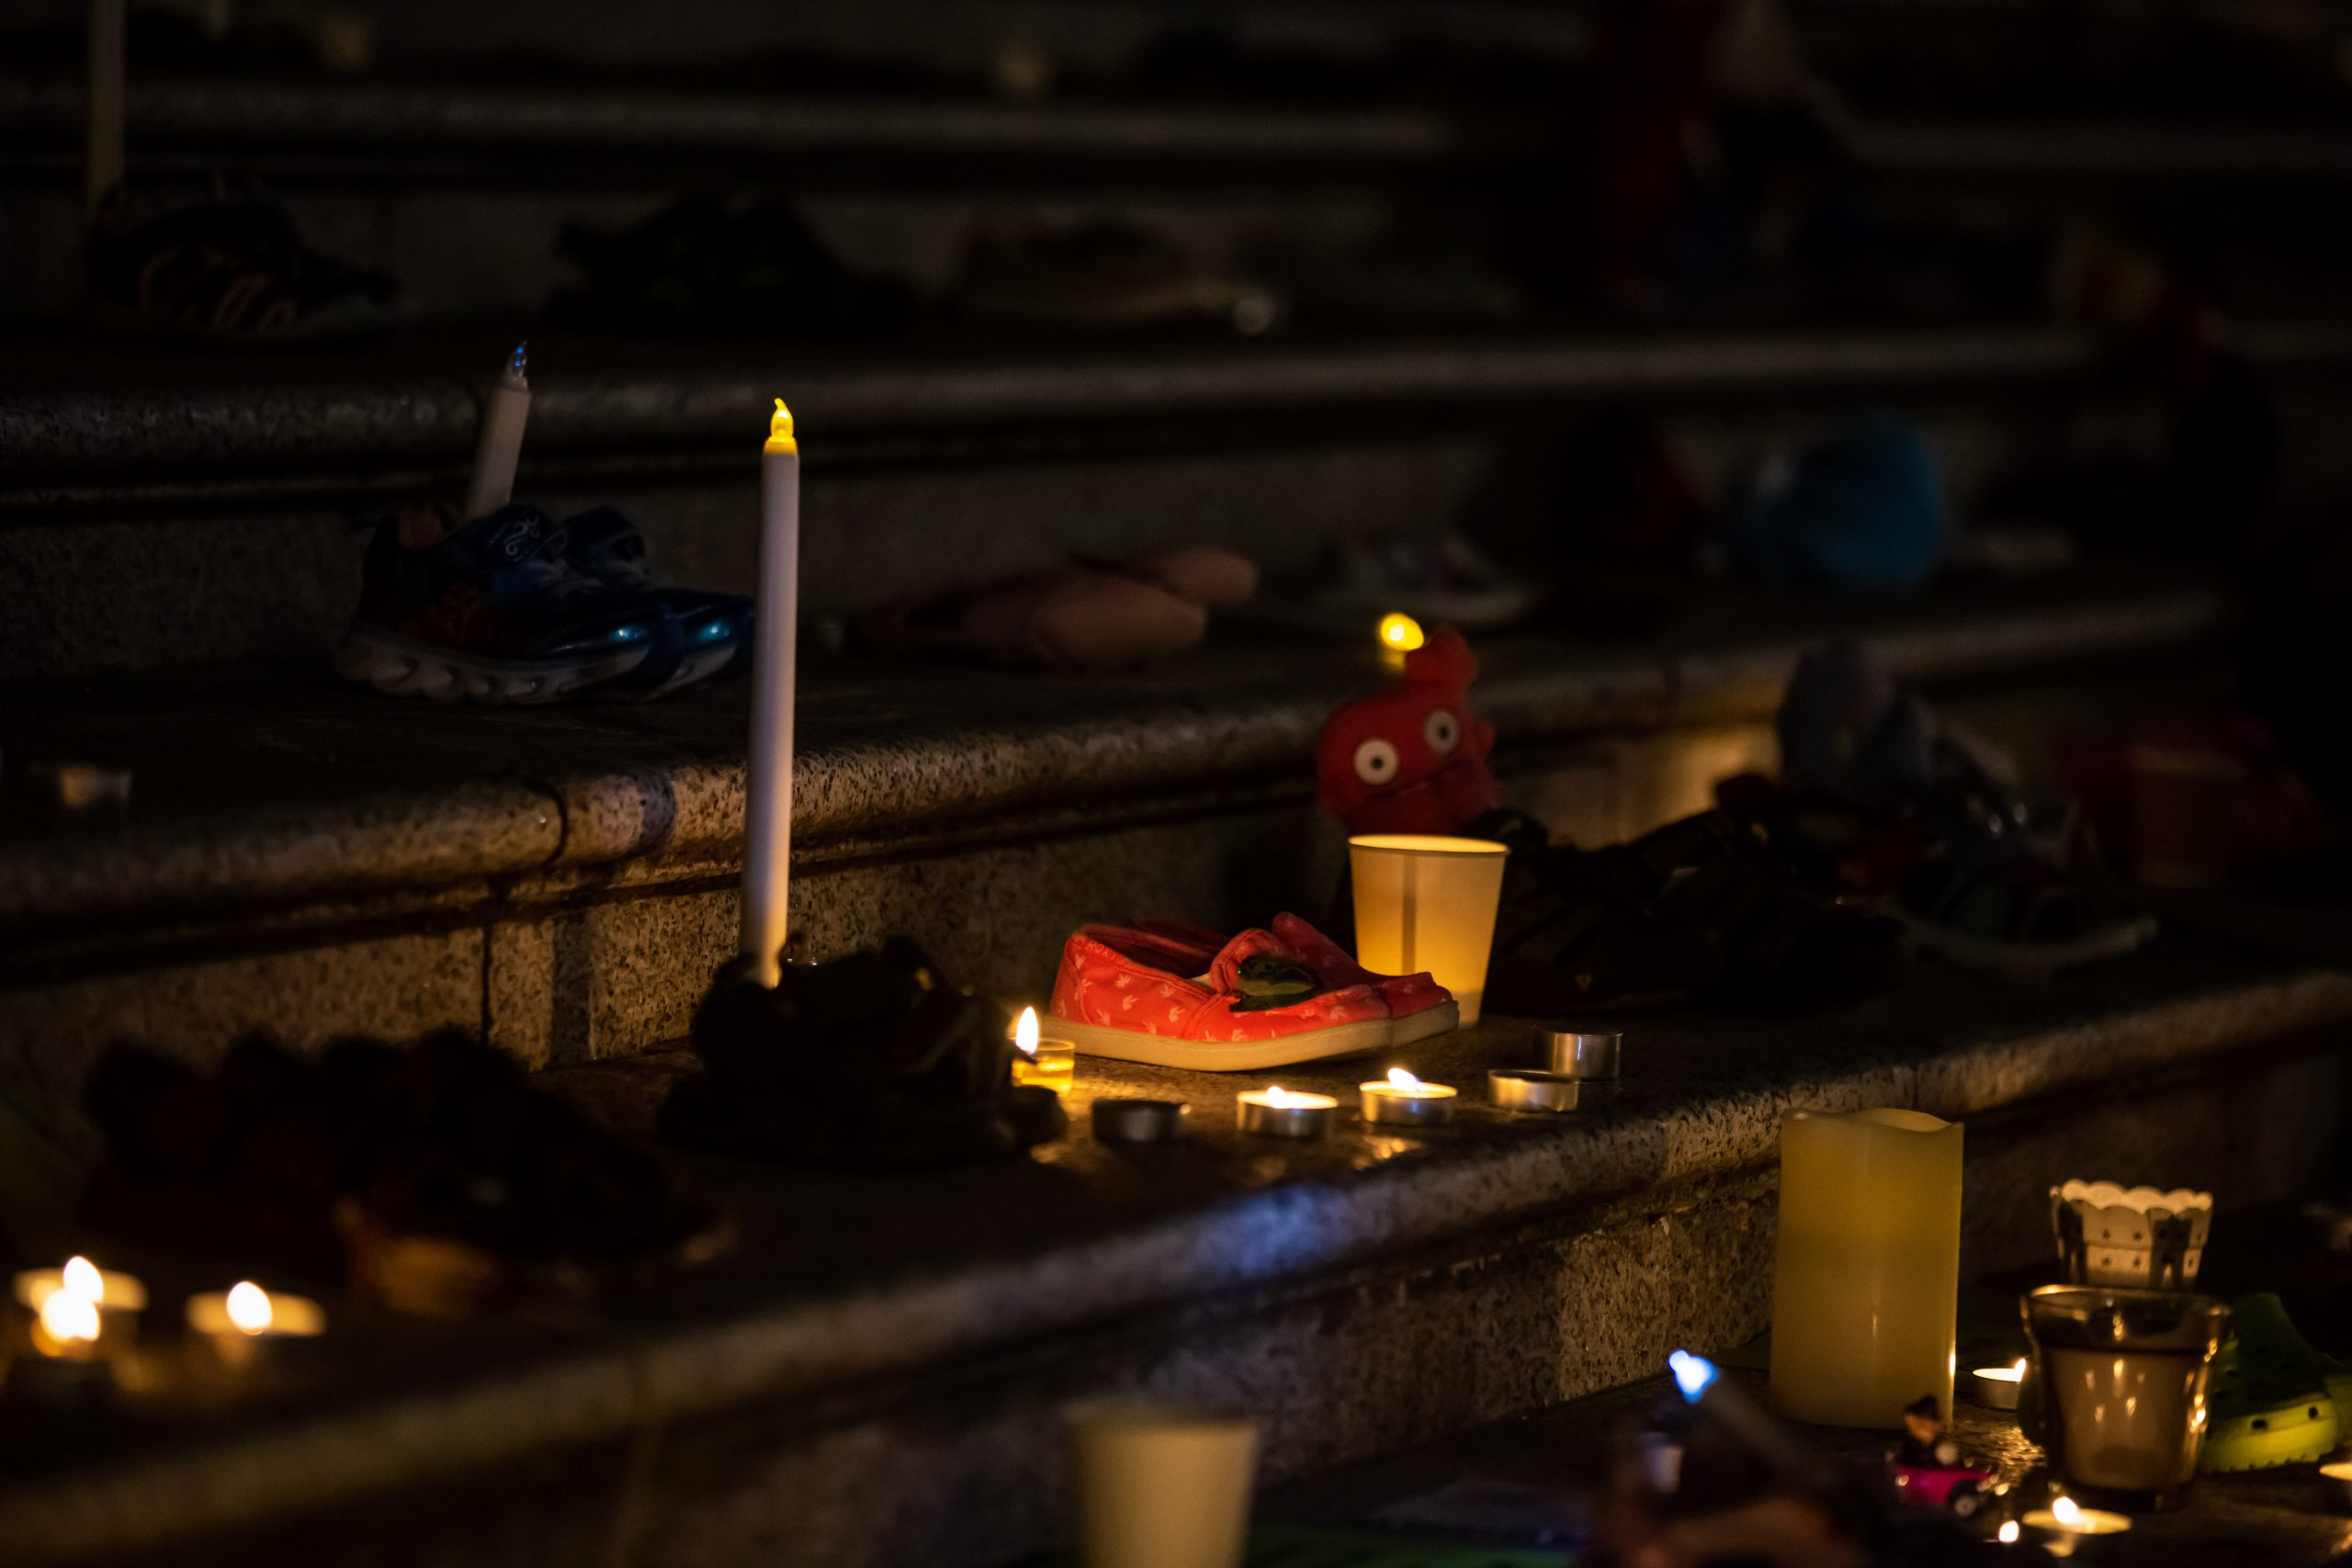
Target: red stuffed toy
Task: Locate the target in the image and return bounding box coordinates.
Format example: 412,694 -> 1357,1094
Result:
1317,629 -> 1500,836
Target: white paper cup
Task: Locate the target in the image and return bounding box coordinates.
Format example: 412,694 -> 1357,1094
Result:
1066,1400 -> 1259,1568
1348,834 -> 1509,1025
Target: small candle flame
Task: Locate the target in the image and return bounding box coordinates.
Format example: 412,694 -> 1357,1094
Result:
226,1281 -> 273,1336
771,398 -> 795,443
1264,1085 -> 1295,1108
2052,1497 -> 2083,1529
1377,612 -> 1425,654
1014,1007 -> 1039,1059
62,1257 -> 101,1301
40,1288 -> 98,1347
2013,1357 -> 2028,1377
1998,1521 -> 2020,1544
1386,1067 -> 1422,1091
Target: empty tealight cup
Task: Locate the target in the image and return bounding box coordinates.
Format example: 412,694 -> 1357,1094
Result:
1348,835 -> 1509,1025
1066,1399 -> 1260,1568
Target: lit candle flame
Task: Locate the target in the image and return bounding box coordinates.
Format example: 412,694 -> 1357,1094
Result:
226,1281 -> 273,1336
1385,1067 -> 1422,1091
767,397 -> 797,452
1998,1521 -> 2019,1544
1264,1085 -> 1295,1108
2052,1497 -> 2083,1529
2013,1357 -> 2028,1378
1013,1007 -> 1039,1059
1377,613 -> 1425,654
40,1288 -> 98,1347
62,1256 -> 101,1301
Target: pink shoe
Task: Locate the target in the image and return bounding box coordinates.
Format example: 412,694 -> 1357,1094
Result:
1057,916 -> 1457,1070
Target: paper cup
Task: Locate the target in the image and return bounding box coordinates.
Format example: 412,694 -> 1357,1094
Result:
1348,834 -> 1509,1025
1066,1400 -> 1259,1568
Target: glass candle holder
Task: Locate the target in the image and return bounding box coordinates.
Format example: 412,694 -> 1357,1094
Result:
1347,835 -> 1509,1025
2023,1285 -> 2229,1511
1769,1108 -> 1962,1427
1012,1040 -> 1076,1097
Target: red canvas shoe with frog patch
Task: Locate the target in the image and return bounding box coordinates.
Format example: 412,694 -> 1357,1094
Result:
1048,924 -> 1447,1071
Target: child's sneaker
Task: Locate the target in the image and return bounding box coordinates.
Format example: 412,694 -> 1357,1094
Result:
563,506 -> 753,696
1046,922 -> 1454,1072
334,503 -> 677,705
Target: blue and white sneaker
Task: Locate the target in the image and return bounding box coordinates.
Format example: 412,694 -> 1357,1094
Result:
564,506 -> 754,696
334,503 -> 679,705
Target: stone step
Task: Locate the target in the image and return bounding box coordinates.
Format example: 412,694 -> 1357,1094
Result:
10,320 -> 2341,681
5,927 -> 2346,1566
0,564 -> 2230,1098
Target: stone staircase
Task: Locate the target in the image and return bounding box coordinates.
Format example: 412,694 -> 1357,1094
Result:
6,2 -> 2352,1562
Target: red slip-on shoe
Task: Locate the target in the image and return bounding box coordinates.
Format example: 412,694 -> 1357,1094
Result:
1049,927 -> 1402,1071
1082,916 -> 1459,1054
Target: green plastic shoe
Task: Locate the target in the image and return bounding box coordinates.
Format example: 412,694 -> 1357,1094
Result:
2201,1293 -> 2343,1473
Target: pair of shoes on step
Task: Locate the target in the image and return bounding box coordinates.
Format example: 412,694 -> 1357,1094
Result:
1048,913 -> 1454,1071
854,547 -> 1258,672
335,502 -> 752,705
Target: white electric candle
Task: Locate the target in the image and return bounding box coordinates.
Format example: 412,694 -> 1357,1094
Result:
460,342 -> 531,522
740,399 -> 800,985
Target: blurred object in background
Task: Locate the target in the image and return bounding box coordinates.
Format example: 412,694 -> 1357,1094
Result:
552,196 -> 910,340
1728,417 -> 1949,592
955,214 -> 1282,334
2063,716 -> 2327,889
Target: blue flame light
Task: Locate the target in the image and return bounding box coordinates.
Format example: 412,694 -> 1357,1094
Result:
1668,1349 -> 1720,1404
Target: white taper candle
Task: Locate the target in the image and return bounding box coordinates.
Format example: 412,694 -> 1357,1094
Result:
460,343 -> 531,522
85,0 -> 126,220
740,398 -> 799,985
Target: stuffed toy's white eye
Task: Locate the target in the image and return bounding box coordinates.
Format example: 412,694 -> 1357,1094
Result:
1352,738 -> 1400,784
1424,710 -> 1460,754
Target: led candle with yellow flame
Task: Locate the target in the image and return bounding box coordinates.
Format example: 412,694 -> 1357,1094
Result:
1769,1108 -> 1962,1428
1359,1066 -> 1456,1128
1236,1085 -> 1337,1139
187,1280 -> 327,1370
741,398 -> 800,986
1377,612 -> 1425,669
13,1254 -> 146,1357
1010,1006 -> 1076,1096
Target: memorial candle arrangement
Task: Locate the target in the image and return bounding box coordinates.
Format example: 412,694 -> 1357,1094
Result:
1770,1108 -> 1962,1428
13,1255 -> 145,1358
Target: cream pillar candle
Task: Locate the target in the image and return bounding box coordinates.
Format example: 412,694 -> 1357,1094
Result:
1770,1107 -> 1962,1427
739,399 -> 799,986
460,343 -> 531,521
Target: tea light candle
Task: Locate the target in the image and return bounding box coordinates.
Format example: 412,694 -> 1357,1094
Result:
2318,1459 -> 2352,1512
2019,1496 -> 2132,1558
14,1256 -> 146,1353
187,1281 -> 326,1369
1488,1067 -> 1583,1112
1237,1085 -> 1337,1139
1539,1027 -> 1623,1080
1010,1006 -> 1075,1097
1360,1067 -> 1456,1127
1092,1099 -> 1185,1144
1969,1358 -> 2028,1411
